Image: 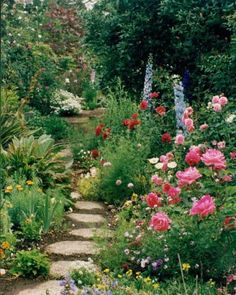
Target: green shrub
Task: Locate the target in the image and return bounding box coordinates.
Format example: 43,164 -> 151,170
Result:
10,250 -> 50,278
20,220 -> 42,243
71,268 -> 97,288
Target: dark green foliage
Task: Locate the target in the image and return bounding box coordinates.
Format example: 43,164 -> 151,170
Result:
84,0 -> 236,98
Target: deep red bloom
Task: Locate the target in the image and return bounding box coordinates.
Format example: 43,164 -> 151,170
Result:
149,92 -> 160,99
95,124 -> 105,136
185,149 -> 201,166
128,119 -> 141,130
162,182 -> 171,193
161,132 -> 172,143
230,152 -> 236,159
91,149 -> 99,158
155,106 -> 166,116
224,216 -> 236,230
131,113 -> 139,119
123,119 -> 130,126
140,100 -> 148,110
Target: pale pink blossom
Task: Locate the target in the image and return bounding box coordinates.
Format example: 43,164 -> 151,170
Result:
176,167 -> 202,187
219,96 -> 228,106
201,149 -> 226,170
200,123 -> 208,130
223,175 -> 232,182
217,141 -> 225,149
212,96 -> 220,104
151,175 -> 163,186
175,134 -> 185,145
213,103 -> 222,112
146,192 -> 162,208
226,274 -> 236,284
190,195 -> 216,217
184,118 -> 194,132
150,212 -> 171,231
185,107 -> 193,116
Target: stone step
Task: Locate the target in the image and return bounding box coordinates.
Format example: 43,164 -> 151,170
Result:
14,280 -> 62,295
50,260 -> 96,279
46,241 -> 98,259
66,213 -> 106,228
74,201 -> 105,214
70,192 -> 82,201
69,228 -> 113,240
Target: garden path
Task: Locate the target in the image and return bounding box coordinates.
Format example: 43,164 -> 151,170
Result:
5,197 -> 108,295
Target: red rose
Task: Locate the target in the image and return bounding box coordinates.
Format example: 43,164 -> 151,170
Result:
161,132 -> 172,143
224,216 -> 236,230
149,92 -> 160,99
155,106 -> 166,116
95,124 -> 105,136
123,119 -> 130,126
140,100 -> 148,110
128,119 -> 141,130
102,128 -> 111,140
131,113 -> 139,119
91,149 -> 99,158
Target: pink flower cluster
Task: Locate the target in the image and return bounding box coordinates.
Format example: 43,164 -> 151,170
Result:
182,107 -> 194,132
185,146 -> 201,166
212,95 -> 228,112
150,212 -> 171,231
201,148 -> 226,170
159,152 -> 174,171
176,167 -> 202,187
190,195 -> 216,217
146,192 -> 162,208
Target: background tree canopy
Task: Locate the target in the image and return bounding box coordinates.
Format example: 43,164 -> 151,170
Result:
84,0 -> 236,99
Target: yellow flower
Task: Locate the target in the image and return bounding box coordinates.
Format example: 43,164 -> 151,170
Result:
4,186 -> 13,193
182,263 -> 191,271
1,242 -> 10,250
135,271 -> 142,279
26,180 -> 33,186
126,269 -> 133,277
117,274 -> 123,278
16,185 -> 23,191
131,193 -> 138,202
143,276 -> 152,284
153,283 -> 160,289
96,284 -> 106,290
123,200 -> 132,208
4,201 -> 13,209
207,279 -> 215,287
103,268 -> 110,273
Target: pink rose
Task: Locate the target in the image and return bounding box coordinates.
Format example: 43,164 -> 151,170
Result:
223,175 -> 232,182
166,152 -> 174,160
201,149 -> 226,170
175,134 -> 185,145
200,123 -> 208,131
167,186 -> 181,198
150,212 -> 171,231
176,167 -> 202,187
230,152 -> 236,159
146,192 -> 162,208
219,96 -> 228,106
212,96 -> 220,104
227,274 -> 236,285
151,175 -> 163,186
185,107 -> 193,116
185,149 -> 201,166
213,103 -> 222,112
184,118 -> 194,132
190,195 -> 216,217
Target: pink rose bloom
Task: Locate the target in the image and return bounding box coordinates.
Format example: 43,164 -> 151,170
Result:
223,175 -> 232,182
230,152 -> 236,159
162,182 -> 171,193
175,134 -> 185,145
201,149 -> 226,170
227,274 -> 236,284
185,107 -> 193,116
168,195 -> 181,205
217,141 -> 225,149
151,175 -> 163,186
219,96 -> 228,106
213,103 -> 222,112
150,212 -> 171,231
146,192 -> 162,208
176,167 -> 202,187
166,152 -> 174,160
200,123 -> 208,131
184,118 -> 194,132
190,195 -> 216,217
185,149 -> 201,166
190,146 -> 202,155
167,186 -> 181,198
212,96 -> 220,104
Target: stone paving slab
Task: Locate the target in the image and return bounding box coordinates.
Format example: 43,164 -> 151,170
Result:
69,228 -> 112,240
46,241 -> 98,257
74,201 -> 105,214
15,280 -> 62,295
66,213 -> 106,227
50,260 -> 95,278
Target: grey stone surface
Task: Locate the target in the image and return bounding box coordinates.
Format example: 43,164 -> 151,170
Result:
70,192 -> 82,201
67,213 -> 106,227
46,241 -> 98,257
74,201 -> 105,214
69,228 -> 112,240
15,280 -> 62,295
50,260 -> 95,278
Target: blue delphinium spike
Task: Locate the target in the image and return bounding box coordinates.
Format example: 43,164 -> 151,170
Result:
143,53 -> 153,106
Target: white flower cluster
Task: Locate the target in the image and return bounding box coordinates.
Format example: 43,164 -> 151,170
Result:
52,89 -> 83,115
15,0 -> 33,4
